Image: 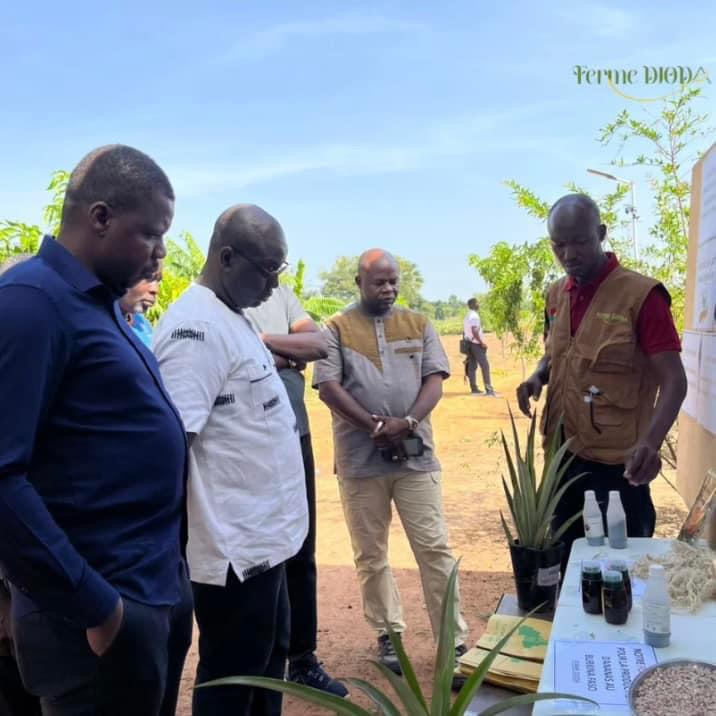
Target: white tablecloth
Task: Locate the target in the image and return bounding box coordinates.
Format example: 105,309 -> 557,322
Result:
534,537 -> 716,715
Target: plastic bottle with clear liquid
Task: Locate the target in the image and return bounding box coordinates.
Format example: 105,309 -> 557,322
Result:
607,490 -> 627,549
583,490 -> 605,546
643,564 -> 671,647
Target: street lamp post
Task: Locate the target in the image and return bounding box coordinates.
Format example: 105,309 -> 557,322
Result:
587,168 -> 640,262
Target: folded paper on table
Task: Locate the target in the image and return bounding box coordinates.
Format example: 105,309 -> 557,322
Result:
458,646 -> 542,693
476,615 -> 551,661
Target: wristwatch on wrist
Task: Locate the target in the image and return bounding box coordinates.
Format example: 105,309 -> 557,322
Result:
405,415 -> 419,432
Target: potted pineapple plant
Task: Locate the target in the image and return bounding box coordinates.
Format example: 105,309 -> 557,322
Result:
500,410 -> 584,612
199,562 -> 594,715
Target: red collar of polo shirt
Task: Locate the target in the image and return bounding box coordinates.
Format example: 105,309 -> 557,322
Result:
563,252 -> 619,293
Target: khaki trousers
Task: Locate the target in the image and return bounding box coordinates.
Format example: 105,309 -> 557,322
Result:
337,470 -> 469,645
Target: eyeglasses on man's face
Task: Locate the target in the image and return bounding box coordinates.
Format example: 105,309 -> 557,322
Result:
231,247 -> 289,279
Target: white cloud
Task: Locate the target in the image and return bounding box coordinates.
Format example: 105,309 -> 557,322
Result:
167,102 -> 572,197
218,14 -> 427,62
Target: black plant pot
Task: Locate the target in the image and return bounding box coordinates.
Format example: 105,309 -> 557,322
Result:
509,542 -> 564,613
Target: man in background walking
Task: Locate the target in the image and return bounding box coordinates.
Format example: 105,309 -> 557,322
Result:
463,298 -> 495,396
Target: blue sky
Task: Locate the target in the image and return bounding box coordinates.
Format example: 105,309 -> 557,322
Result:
1,1 -> 714,299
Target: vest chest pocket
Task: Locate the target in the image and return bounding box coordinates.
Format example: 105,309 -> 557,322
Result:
590,340 -> 635,374
578,382 -> 638,451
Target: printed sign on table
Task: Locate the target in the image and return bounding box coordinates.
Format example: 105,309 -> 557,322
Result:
553,640 -> 657,711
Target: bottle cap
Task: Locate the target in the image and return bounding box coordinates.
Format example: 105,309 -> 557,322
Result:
585,490 -> 596,500
581,560 -> 602,574
606,559 -> 628,572
603,569 -> 624,585
609,490 -> 620,498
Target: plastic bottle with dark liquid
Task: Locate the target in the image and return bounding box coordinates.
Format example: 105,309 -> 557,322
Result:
581,560 -> 603,615
602,570 -> 629,625
606,559 -> 632,611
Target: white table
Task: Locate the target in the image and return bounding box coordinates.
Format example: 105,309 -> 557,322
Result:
534,537 -> 716,715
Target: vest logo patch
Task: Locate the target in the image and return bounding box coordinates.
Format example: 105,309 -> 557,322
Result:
170,328 -> 205,341
596,312 -> 628,325
214,394 -> 235,406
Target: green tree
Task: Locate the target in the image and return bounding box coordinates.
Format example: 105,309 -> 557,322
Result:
280,258 -> 307,299
0,171 -> 67,263
148,231 -> 206,323
468,239 -> 559,375
597,85 -> 713,327
476,83 -> 711,363
319,254 -> 425,308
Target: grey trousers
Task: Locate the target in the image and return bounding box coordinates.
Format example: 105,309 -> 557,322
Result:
467,343 -> 492,392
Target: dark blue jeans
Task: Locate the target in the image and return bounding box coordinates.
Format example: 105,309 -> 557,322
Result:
286,434 -> 317,661
192,563 -> 289,716
11,564 -> 193,716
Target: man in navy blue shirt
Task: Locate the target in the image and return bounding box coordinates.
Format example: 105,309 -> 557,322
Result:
0,145 -> 192,716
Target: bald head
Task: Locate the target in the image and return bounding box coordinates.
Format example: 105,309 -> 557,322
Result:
547,193 -> 607,283
358,249 -> 398,277
203,203 -> 287,311
209,204 -> 284,255
356,248 -> 400,315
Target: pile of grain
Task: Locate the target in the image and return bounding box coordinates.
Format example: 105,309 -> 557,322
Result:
632,663 -> 716,716
631,541 -> 716,612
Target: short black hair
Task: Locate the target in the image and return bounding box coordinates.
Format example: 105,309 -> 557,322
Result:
62,145 -> 174,221
467,297 -> 478,309
547,193 -> 601,225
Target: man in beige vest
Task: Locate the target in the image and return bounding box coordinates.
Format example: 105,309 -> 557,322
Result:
517,194 -> 686,559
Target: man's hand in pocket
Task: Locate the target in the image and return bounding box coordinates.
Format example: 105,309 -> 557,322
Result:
86,598 -> 123,656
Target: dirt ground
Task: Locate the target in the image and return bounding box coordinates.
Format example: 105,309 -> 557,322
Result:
175,334 -> 688,715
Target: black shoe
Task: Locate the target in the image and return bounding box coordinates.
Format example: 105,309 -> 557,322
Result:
288,654 -> 348,698
377,634 -> 402,675
452,644 -> 469,691
470,388 -> 484,395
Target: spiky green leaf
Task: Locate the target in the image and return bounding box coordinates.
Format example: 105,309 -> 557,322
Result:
477,691 -> 597,716
370,661 -> 429,716
430,561 -> 459,716
198,676 -> 372,715
386,628 -> 428,712
342,678 -> 402,716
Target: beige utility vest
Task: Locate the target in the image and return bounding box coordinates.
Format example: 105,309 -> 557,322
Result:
541,265 -> 665,465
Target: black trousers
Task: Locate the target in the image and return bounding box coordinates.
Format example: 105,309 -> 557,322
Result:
553,453 -> 657,568
286,433 -> 317,661
466,343 -> 492,392
0,580 -> 41,715
191,563 -> 289,716
10,563 -> 193,716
